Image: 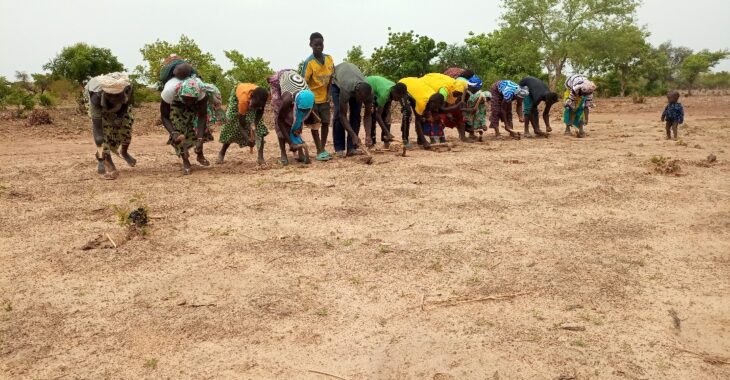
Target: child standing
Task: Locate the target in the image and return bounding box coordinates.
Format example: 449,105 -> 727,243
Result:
463,75 -> 490,142
301,32 -> 335,161
661,91 -> 684,140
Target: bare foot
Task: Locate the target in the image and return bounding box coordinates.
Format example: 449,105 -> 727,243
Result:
196,151 -> 210,166
216,153 -> 225,165
103,170 -> 119,180
121,152 -> 136,167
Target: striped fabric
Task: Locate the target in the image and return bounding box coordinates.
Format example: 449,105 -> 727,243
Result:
280,70 -> 309,97
564,74 -> 595,109
497,80 -> 520,101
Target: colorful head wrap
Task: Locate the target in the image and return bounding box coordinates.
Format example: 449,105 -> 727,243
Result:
467,75 -> 483,91
97,72 -> 130,94
176,77 -> 202,99
291,90 -> 315,145
160,55 -> 186,83
575,80 -> 597,95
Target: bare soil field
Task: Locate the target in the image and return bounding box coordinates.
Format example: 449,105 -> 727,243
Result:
1,96 -> 729,379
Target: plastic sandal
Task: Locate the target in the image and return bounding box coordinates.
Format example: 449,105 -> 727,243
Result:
316,151 -> 332,161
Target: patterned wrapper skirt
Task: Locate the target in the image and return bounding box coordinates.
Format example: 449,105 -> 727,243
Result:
167,104 -> 214,156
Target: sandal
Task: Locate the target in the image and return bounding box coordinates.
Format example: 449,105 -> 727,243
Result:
316,151 -> 332,161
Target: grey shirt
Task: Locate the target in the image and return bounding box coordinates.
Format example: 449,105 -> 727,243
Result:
333,62 -> 366,103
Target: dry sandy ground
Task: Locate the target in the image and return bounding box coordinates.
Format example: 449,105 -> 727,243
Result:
0,96 -> 729,380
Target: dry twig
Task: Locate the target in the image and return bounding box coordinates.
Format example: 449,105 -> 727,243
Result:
418,292 -> 530,311
105,233 -> 117,249
677,347 -> 730,365
307,369 -> 349,380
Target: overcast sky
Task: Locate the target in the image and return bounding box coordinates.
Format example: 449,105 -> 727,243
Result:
1,0 -> 729,80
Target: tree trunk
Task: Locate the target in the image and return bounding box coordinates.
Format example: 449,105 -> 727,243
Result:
548,60 -> 566,92
620,77 -> 626,97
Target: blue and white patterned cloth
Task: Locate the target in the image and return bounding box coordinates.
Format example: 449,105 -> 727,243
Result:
498,80 -> 520,101
662,102 -> 684,124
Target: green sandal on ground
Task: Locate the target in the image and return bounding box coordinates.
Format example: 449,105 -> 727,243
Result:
316,151 -> 332,161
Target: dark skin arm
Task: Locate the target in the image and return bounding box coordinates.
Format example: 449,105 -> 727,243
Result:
89,92 -> 104,148
338,93 -> 362,147
114,86 -> 133,121
374,102 -> 394,142
160,101 -> 178,137
584,107 -> 589,125
515,97 -> 525,123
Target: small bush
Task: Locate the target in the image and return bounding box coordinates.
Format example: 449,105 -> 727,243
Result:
26,109 -> 52,126
4,89 -> 35,118
38,93 -> 57,109
649,155 -> 682,175
132,86 -> 161,107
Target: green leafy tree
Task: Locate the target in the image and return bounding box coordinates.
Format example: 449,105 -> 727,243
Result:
657,42 -> 693,86
344,45 -> 372,75
15,71 -> 35,93
224,50 -> 274,89
31,73 -> 54,95
680,50 -> 729,95
576,24 -> 649,96
501,0 -> 640,89
434,44 -> 476,73
43,43 -> 124,84
699,71 -> 730,90
0,76 -> 12,107
463,29 -> 542,84
371,29 -> 446,80
138,35 -> 226,88
631,45 -> 674,96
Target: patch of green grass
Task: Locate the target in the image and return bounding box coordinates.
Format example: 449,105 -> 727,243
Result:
315,308 -> 328,317
571,340 -> 586,347
378,244 -> 391,254
478,228 -> 491,235
429,260 -> 443,272
650,155 -> 667,165
342,238 -> 354,247
348,276 -> 362,285
144,358 -> 158,369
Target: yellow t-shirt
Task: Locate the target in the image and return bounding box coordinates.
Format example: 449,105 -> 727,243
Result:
421,73 -> 465,104
302,54 -> 335,104
398,77 -> 435,115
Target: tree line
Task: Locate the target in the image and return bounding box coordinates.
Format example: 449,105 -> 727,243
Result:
1,0 -> 728,114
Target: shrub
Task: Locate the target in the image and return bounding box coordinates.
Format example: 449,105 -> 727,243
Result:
38,93 -> 57,108
132,86 -> 161,107
3,89 -> 36,118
